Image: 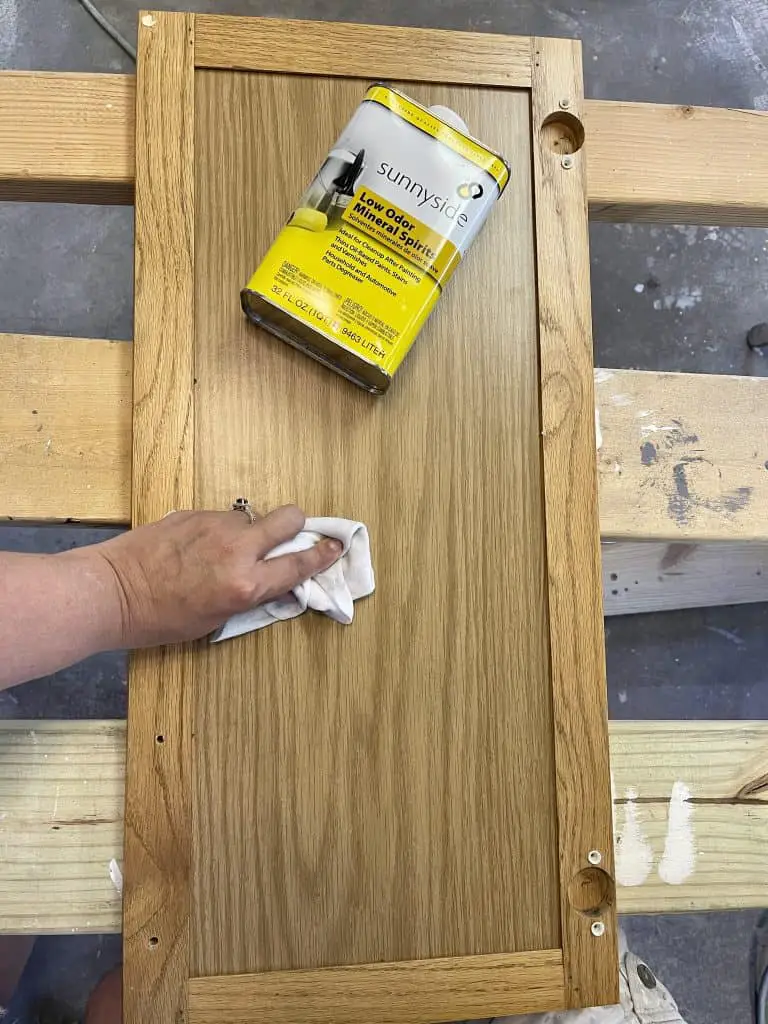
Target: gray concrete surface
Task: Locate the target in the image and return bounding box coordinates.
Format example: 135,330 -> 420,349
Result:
2,0 -> 768,1020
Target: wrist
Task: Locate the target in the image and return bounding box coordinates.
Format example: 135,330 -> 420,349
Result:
58,545 -> 128,653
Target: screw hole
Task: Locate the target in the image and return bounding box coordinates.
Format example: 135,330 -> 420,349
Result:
587,849 -> 602,866
591,921 -> 606,937
148,936 -> 159,948
156,734 -> 165,744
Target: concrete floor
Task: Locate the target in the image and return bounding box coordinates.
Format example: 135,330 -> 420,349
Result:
2,0 -> 768,1020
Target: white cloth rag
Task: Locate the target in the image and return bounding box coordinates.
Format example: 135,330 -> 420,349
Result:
213,517 -> 374,642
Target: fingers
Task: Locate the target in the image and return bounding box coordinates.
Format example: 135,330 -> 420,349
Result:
249,505 -> 306,556
257,538 -> 343,602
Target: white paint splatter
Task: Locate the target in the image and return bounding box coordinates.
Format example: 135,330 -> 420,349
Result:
639,424 -> 677,435
634,283 -> 645,293
109,858 -> 123,895
594,408 -> 602,450
0,0 -> 19,67
653,299 -> 662,311
615,787 -> 653,887
659,781 -> 696,885
618,690 -> 628,704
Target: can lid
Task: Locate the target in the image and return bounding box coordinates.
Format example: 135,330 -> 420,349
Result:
428,104 -> 469,134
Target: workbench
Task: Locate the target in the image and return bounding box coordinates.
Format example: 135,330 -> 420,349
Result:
1,58 -> 767,939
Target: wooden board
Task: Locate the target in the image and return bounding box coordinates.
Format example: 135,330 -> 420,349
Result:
1,720 -> 766,935
602,540 -> 768,616
596,368 -> 768,541
0,334 -> 131,524
3,69 -> 768,226
123,12 -> 195,1024
0,72 -> 134,204
4,337 -> 768,550
121,15 -> 616,1022
585,101 -> 768,225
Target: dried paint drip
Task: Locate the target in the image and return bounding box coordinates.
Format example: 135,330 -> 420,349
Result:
659,781 -> 696,885
614,787 -> 653,887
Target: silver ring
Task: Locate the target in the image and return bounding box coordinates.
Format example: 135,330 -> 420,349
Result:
231,497 -> 258,524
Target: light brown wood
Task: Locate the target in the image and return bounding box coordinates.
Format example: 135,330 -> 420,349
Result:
194,14 -> 532,86
123,13 -> 195,1024
3,69 -> 768,227
585,100 -> 768,225
597,369 -> 768,541
531,38 -> 617,1010
4,343 -> 768,552
0,334 -> 131,525
602,540 -> 768,615
192,69 -> 562,981
186,952 -> 565,1024
1,720 -> 765,935
0,72 -> 134,203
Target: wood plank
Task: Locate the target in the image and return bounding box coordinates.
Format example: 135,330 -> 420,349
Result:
186,952 -> 565,1024
602,540 -> 768,616
1,721 -> 765,935
2,68 -> 768,226
123,13 -> 195,1024
4,339 -> 768,553
192,69 -> 562,979
194,14 -> 532,86
585,100 -> 768,226
596,368 -> 768,541
0,72 -> 134,203
531,38 -> 617,1010
0,334 -> 131,525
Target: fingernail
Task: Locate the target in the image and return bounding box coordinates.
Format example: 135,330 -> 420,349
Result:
325,539 -> 343,558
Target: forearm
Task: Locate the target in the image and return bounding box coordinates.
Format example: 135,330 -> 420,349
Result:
0,549 -> 122,689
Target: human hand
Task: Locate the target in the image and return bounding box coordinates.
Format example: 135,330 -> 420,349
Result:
91,505 -> 342,648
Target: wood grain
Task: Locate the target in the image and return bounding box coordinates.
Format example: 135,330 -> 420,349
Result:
5,341 -> 768,550
0,334 -> 131,524
602,540 -> 768,615
597,368 -> 768,541
194,15 -> 532,86
192,70 -> 560,980
0,71 -> 134,204
4,69 -> 768,227
585,101 -> 768,225
3,720 -> 765,935
124,13 -> 194,1024
186,951 -> 565,1024
531,38 -> 617,1010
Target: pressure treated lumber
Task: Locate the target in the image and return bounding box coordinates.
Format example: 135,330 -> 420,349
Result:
0,334 -> 131,524
1,720 -> 765,935
186,952 -> 565,1024
596,368 -> 768,541
194,14 -> 532,85
531,37 -> 616,1009
0,72 -> 134,203
602,540 -> 768,615
3,69 -> 768,226
123,13 -> 195,1024
585,101 -> 768,225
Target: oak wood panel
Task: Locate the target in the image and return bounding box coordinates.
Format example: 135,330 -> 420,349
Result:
585,101 -> 768,225
192,70 -> 560,977
123,13 -> 195,1024
3,720 -> 765,935
531,38 -> 617,1009
0,334 -> 131,525
4,68 -> 768,228
186,951 -> 565,1024
0,72 -> 134,204
596,369 -> 768,541
194,14 -> 532,86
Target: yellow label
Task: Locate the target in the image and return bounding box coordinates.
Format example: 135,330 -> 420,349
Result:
343,188 -> 460,284
246,215 -> 442,376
